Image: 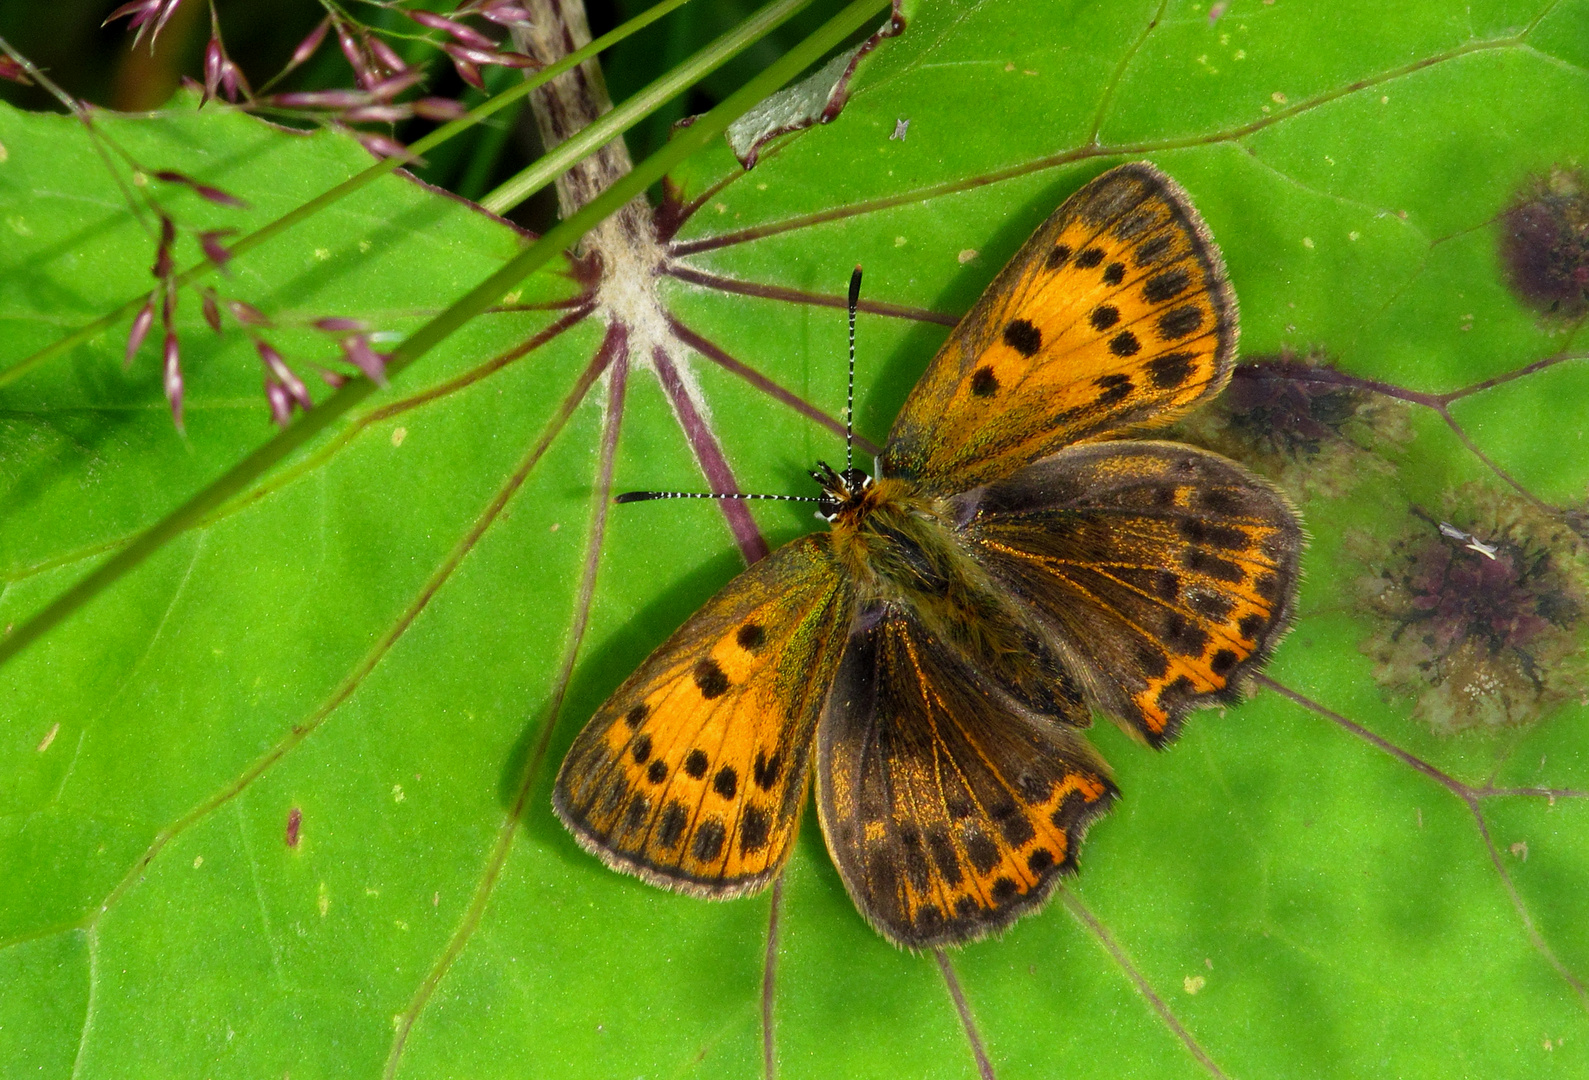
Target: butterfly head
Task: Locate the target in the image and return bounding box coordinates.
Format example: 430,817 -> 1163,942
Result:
811,460 -> 872,522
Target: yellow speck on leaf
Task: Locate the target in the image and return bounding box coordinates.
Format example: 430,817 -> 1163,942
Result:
1184,975 -> 1206,994
391,426 -> 407,447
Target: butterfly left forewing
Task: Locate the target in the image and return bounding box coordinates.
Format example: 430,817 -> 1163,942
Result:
885,162 -> 1238,494
555,536 -> 852,897
816,608 -> 1117,948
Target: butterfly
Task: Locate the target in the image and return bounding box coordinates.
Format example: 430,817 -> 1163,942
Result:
553,162 -> 1303,948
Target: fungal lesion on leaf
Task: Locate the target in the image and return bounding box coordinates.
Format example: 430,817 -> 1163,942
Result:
1499,166 -> 1589,321
1169,347 -> 1412,500
1349,484 -> 1589,734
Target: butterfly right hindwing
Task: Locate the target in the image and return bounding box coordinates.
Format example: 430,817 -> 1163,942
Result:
956,440 -> 1302,747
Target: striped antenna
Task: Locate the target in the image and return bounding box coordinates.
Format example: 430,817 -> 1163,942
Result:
613,490 -> 819,504
615,268 -> 863,507
846,265 -> 862,474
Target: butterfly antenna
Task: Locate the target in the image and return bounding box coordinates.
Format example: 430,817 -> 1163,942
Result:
846,265 -> 862,475
615,490 -> 819,504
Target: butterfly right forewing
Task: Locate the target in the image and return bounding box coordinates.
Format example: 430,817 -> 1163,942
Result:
884,162 -> 1238,495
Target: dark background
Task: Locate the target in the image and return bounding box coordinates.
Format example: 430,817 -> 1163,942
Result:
0,0 -> 853,227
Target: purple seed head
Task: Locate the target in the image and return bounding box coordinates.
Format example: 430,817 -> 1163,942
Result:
287,16 -> 331,72
126,296 -> 155,368
162,331 -> 184,431
201,288 -> 222,333
340,334 -> 389,386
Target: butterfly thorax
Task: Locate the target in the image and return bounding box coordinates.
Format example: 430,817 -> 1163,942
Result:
824,472 -> 1085,719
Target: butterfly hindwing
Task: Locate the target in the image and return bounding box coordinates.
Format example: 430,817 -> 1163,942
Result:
816,608 -> 1118,948
957,441 -> 1303,747
555,535 -> 853,897
884,162 -> 1238,494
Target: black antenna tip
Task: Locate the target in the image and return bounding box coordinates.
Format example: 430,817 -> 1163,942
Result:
848,266 -> 863,310
614,491 -> 659,504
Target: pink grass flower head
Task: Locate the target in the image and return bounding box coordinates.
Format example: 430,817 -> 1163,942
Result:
162,331 -> 184,431
285,16 -> 331,75
198,229 -> 237,269
226,299 -> 270,327
104,0 -> 183,50
0,56 -> 32,85
201,288 -> 222,333
153,170 -> 248,208
340,334 -> 389,386
126,295 -> 156,368
255,338 -> 311,415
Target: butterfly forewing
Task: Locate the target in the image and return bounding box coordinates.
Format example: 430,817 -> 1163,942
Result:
958,441 -> 1302,747
554,536 -> 853,897
816,609 -> 1118,948
884,162 -> 1238,494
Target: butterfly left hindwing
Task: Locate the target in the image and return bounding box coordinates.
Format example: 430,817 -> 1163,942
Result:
554,536 -> 852,897
816,607 -> 1118,948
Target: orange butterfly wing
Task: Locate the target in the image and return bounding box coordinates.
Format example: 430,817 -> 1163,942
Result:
554,536 -> 853,897
883,162 -> 1237,494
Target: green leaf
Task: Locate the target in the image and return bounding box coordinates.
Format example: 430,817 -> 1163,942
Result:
4,1 -> 1589,1077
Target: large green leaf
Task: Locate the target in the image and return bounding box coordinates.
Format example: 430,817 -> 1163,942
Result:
4,1 -> 1588,1077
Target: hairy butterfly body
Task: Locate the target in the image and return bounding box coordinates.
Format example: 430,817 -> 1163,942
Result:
554,162 -> 1303,947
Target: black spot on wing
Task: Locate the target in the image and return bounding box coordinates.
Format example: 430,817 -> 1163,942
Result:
1109,331 -> 1140,357
631,734 -> 652,765
1165,612 -> 1210,656
740,805 -> 771,853
1184,548 -> 1245,583
1180,519 -> 1250,551
693,658 -> 730,699
1143,266 -> 1190,304
646,759 -> 668,784
1075,246 -> 1105,269
753,750 -> 782,790
1095,373 -> 1133,405
657,801 -> 688,849
1147,351 -> 1195,390
1102,261 -> 1125,285
1157,304 -> 1204,341
964,829 -> 1000,874
736,623 -> 765,651
1089,304 -> 1120,331
624,703 -> 648,729
1046,243 -> 1073,270
712,765 -> 738,800
1135,233 -> 1173,266
684,749 -> 709,779
970,366 -> 999,397
692,818 -> 726,862
1003,319 -> 1042,357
